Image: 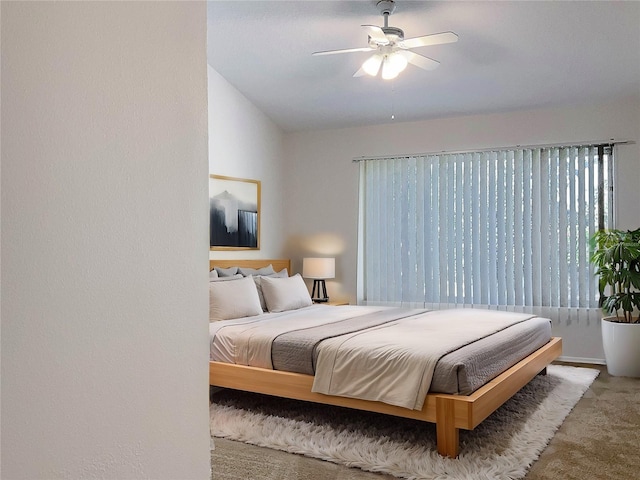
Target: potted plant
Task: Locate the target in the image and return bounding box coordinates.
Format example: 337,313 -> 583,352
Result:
590,228 -> 640,376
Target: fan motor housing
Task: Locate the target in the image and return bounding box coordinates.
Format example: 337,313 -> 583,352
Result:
382,26 -> 404,42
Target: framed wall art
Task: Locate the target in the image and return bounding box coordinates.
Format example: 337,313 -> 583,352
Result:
209,174 -> 260,250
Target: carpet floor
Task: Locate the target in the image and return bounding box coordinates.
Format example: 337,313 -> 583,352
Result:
210,364 -> 625,479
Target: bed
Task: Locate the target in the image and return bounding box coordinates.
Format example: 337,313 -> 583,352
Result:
209,259 -> 562,458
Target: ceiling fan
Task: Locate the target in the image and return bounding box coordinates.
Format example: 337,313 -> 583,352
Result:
312,0 -> 458,80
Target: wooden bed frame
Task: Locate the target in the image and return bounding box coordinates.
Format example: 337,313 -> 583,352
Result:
209,259 -> 562,458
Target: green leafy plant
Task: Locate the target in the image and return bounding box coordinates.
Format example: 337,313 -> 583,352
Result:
590,228 -> 640,323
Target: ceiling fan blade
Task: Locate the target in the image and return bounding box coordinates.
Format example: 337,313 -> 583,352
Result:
312,47 -> 374,56
353,66 -> 368,77
361,25 -> 389,45
399,31 -> 458,49
399,50 -> 440,71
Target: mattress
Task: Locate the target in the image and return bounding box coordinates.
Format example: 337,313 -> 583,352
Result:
430,315 -> 551,394
209,305 -> 552,395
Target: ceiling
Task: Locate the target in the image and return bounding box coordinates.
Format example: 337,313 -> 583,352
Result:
207,1 -> 640,133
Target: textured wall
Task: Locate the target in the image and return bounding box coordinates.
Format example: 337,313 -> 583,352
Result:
207,65 -> 287,260
1,2 -> 210,478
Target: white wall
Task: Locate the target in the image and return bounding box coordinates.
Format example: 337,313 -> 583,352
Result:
283,98 -> 640,362
208,65 -> 287,260
1,2 -> 210,479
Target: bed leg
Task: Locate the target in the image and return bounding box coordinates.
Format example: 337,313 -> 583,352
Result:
436,397 -> 459,458
538,367 -> 547,376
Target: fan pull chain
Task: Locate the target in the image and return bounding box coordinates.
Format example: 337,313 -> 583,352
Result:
391,82 -> 395,120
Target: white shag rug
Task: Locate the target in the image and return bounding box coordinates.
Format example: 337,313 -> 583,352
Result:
210,365 -> 598,480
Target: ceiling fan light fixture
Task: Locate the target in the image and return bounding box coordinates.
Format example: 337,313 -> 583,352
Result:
389,51 -> 408,72
312,0 -> 458,79
362,54 -> 383,76
381,52 -> 407,80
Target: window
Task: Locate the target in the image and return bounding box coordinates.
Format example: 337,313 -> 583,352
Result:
358,144 -> 614,320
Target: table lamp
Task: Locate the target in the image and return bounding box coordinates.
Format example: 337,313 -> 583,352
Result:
302,257 -> 335,303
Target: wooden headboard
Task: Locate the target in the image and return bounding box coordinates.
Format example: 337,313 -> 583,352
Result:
209,259 -> 291,275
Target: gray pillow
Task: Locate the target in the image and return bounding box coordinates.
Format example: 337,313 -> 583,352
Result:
215,266 -> 238,277
238,264 -> 275,277
210,273 -> 243,282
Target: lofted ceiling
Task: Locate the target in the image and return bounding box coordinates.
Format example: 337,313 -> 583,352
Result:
207,1 -> 640,133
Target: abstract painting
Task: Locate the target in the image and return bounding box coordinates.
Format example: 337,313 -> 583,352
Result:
209,175 -> 260,250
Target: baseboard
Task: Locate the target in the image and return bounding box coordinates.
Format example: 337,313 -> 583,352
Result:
557,355 -> 606,365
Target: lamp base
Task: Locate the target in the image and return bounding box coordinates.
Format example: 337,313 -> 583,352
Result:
311,279 -> 329,303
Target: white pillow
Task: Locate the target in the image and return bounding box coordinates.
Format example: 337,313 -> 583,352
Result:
209,269 -> 219,280
260,274 -> 313,313
238,264 -> 275,277
209,276 -> 263,321
252,269 -> 289,310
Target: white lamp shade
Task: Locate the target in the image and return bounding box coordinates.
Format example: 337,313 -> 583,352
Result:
390,52 -> 408,72
382,52 -> 408,80
302,257 -> 335,279
362,54 -> 383,76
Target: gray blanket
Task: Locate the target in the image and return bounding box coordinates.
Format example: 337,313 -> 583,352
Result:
271,308 -> 426,375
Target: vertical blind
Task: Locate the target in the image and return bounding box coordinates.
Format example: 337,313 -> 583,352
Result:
359,145 -> 614,317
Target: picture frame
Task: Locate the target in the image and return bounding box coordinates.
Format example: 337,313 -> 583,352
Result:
209,174 -> 261,250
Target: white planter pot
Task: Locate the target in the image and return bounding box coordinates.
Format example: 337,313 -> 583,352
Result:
601,317 -> 640,377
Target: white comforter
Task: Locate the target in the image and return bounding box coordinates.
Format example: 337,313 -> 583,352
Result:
210,305 -> 537,410
209,305 -> 384,366
312,308 -> 536,409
